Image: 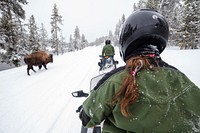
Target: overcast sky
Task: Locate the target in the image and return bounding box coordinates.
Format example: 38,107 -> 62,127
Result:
23,0 -> 139,42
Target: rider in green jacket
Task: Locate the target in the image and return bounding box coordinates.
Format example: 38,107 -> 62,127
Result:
100,40 -> 115,70
102,40 -> 115,57
79,9 -> 200,133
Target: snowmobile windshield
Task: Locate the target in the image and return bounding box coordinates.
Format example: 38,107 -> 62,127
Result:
90,74 -> 105,91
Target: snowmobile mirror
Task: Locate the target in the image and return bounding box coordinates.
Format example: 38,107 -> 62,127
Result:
71,90 -> 89,97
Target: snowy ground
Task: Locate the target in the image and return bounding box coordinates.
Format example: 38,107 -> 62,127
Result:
0,46 -> 199,133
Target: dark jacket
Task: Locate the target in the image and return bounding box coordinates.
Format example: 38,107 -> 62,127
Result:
80,58 -> 200,133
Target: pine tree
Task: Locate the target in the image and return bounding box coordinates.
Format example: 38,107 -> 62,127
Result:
80,34 -> 88,50
160,0 -> 183,47
160,0 -> 183,29
0,0 -> 27,19
180,0 -> 199,49
146,0 -> 160,10
59,31 -> 65,54
39,23 -> 48,51
0,0 -> 27,65
194,0 -> 200,48
114,14 -> 125,46
17,19 -> 28,54
108,30 -> 114,42
50,3 -> 63,55
27,15 -> 40,52
133,3 -> 138,11
136,0 -> 146,9
68,34 -> 75,52
73,26 -> 81,50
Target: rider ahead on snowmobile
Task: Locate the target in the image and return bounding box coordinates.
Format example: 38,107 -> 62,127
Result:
99,40 -> 115,70
102,40 -> 115,57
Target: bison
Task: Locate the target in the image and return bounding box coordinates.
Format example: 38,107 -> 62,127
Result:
24,50 -> 53,75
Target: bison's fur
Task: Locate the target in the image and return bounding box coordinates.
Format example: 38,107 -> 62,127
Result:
24,50 -> 53,75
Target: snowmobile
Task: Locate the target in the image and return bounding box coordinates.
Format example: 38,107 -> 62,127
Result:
71,74 -> 105,133
98,55 -> 118,73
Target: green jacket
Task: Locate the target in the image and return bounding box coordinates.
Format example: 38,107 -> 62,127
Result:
102,44 -> 115,56
81,64 -> 200,133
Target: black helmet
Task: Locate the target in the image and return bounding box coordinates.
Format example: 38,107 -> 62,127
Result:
119,9 -> 169,61
105,40 -> 111,45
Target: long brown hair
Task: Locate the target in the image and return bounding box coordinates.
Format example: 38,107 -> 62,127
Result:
112,56 -> 154,117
